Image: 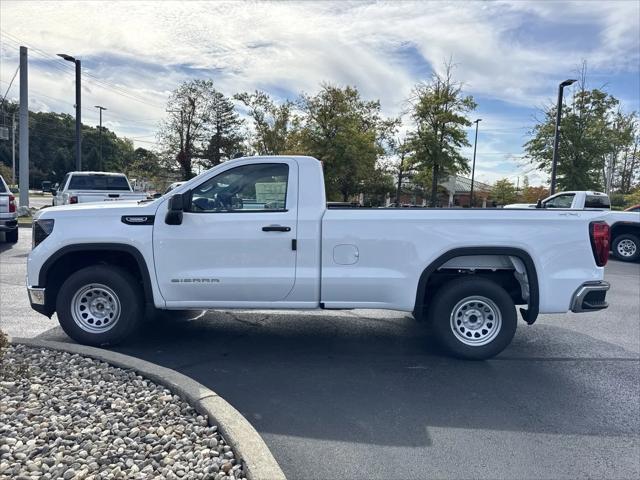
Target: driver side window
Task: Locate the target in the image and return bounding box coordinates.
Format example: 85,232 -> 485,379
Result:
189,163 -> 289,213
544,194 -> 574,208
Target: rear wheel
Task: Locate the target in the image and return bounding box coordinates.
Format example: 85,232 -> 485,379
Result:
612,234 -> 639,262
56,265 -> 143,346
5,228 -> 18,243
428,276 -> 517,360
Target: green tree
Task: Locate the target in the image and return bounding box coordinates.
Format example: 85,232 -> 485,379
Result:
525,66 -> 637,192
521,184 -> 549,203
0,104 -> 137,187
408,62 -> 476,206
610,118 -> 638,194
491,178 -> 518,205
202,90 -> 246,168
234,91 -> 296,155
297,84 -> 392,201
124,147 -> 166,188
159,80 -> 215,180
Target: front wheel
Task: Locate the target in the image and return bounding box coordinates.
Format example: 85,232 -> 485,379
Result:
56,265 -> 143,346
428,276 -> 517,360
612,234 -> 639,262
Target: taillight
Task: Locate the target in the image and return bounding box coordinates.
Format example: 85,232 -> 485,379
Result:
589,221 -> 610,267
8,194 -> 16,213
69,196 -> 78,204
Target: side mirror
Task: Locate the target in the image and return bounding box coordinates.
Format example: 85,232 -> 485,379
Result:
165,193 -> 185,225
536,199 -> 543,209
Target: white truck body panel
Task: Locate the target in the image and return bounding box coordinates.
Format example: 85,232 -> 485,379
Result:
28,156 -> 608,317
320,208 -> 604,312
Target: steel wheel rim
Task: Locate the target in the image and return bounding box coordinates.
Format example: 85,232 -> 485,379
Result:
71,283 -> 121,333
617,239 -> 637,257
450,295 -> 502,346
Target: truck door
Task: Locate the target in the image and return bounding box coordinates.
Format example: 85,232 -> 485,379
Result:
153,159 -> 298,305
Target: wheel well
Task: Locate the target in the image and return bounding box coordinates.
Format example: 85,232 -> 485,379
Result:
40,246 -> 152,315
610,223 -> 639,241
414,248 -> 539,325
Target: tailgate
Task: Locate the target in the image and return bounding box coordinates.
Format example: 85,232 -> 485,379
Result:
75,191 -> 145,203
0,194 -> 9,213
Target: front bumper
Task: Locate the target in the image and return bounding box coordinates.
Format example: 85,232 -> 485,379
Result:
0,218 -> 18,231
27,285 -> 52,317
28,286 -> 46,305
571,281 -> 610,312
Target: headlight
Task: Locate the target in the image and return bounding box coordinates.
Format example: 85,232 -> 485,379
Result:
32,219 -> 55,248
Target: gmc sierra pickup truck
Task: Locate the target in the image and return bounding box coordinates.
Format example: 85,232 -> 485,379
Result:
27,156 -> 612,359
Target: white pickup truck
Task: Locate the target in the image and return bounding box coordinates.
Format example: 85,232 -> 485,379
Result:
506,191 -> 640,262
0,175 -> 18,243
52,172 -> 147,206
27,156 -> 612,359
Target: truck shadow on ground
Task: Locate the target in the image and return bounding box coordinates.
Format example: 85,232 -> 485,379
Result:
38,310 -> 639,449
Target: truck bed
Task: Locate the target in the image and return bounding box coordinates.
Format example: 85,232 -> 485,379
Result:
320,207 -> 608,313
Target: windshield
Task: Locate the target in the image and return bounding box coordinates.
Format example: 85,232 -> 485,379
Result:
68,174 -> 131,191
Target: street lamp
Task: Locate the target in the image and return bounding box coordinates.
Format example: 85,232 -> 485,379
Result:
57,53 -> 82,171
550,78 -> 577,195
469,118 -> 482,207
95,105 -> 107,170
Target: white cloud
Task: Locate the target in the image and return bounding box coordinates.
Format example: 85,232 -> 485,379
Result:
0,0 -> 637,181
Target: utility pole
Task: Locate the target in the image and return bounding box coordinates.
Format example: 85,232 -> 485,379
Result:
469,118 -> 482,207
11,111 -> 16,185
18,46 -> 29,208
58,53 -> 82,170
550,79 -> 577,195
95,105 -> 107,170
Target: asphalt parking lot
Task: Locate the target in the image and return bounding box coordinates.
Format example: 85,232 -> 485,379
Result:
1,228 -> 639,479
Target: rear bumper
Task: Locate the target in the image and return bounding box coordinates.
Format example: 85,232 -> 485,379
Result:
0,218 -> 18,231
571,281 -> 610,312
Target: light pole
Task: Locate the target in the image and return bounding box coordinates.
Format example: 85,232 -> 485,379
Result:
550,79 -> 577,195
57,53 -> 82,171
95,105 -> 107,170
469,118 -> 481,207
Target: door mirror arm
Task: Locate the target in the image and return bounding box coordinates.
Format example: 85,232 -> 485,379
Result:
536,199 -> 543,209
165,193 -> 186,225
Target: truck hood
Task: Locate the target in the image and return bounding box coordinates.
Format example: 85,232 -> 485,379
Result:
35,199 -> 160,220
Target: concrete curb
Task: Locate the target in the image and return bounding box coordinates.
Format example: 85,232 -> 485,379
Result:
11,337 -> 286,480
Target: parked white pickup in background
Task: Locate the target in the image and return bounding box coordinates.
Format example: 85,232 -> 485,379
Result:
52,171 -> 147,206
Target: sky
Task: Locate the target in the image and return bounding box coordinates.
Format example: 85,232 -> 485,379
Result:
1,0 -> 639,186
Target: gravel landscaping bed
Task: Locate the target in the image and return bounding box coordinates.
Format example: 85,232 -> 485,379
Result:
0,344 -> 246,480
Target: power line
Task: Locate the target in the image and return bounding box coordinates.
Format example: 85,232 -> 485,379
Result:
1,31 -> 167,110
0,79 -> 161,127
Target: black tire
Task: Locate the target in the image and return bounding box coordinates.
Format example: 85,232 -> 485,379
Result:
5,228 -> 18,243
427,276 -> 517,360
611,233 -> 640,262
56,265 -> 143,346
